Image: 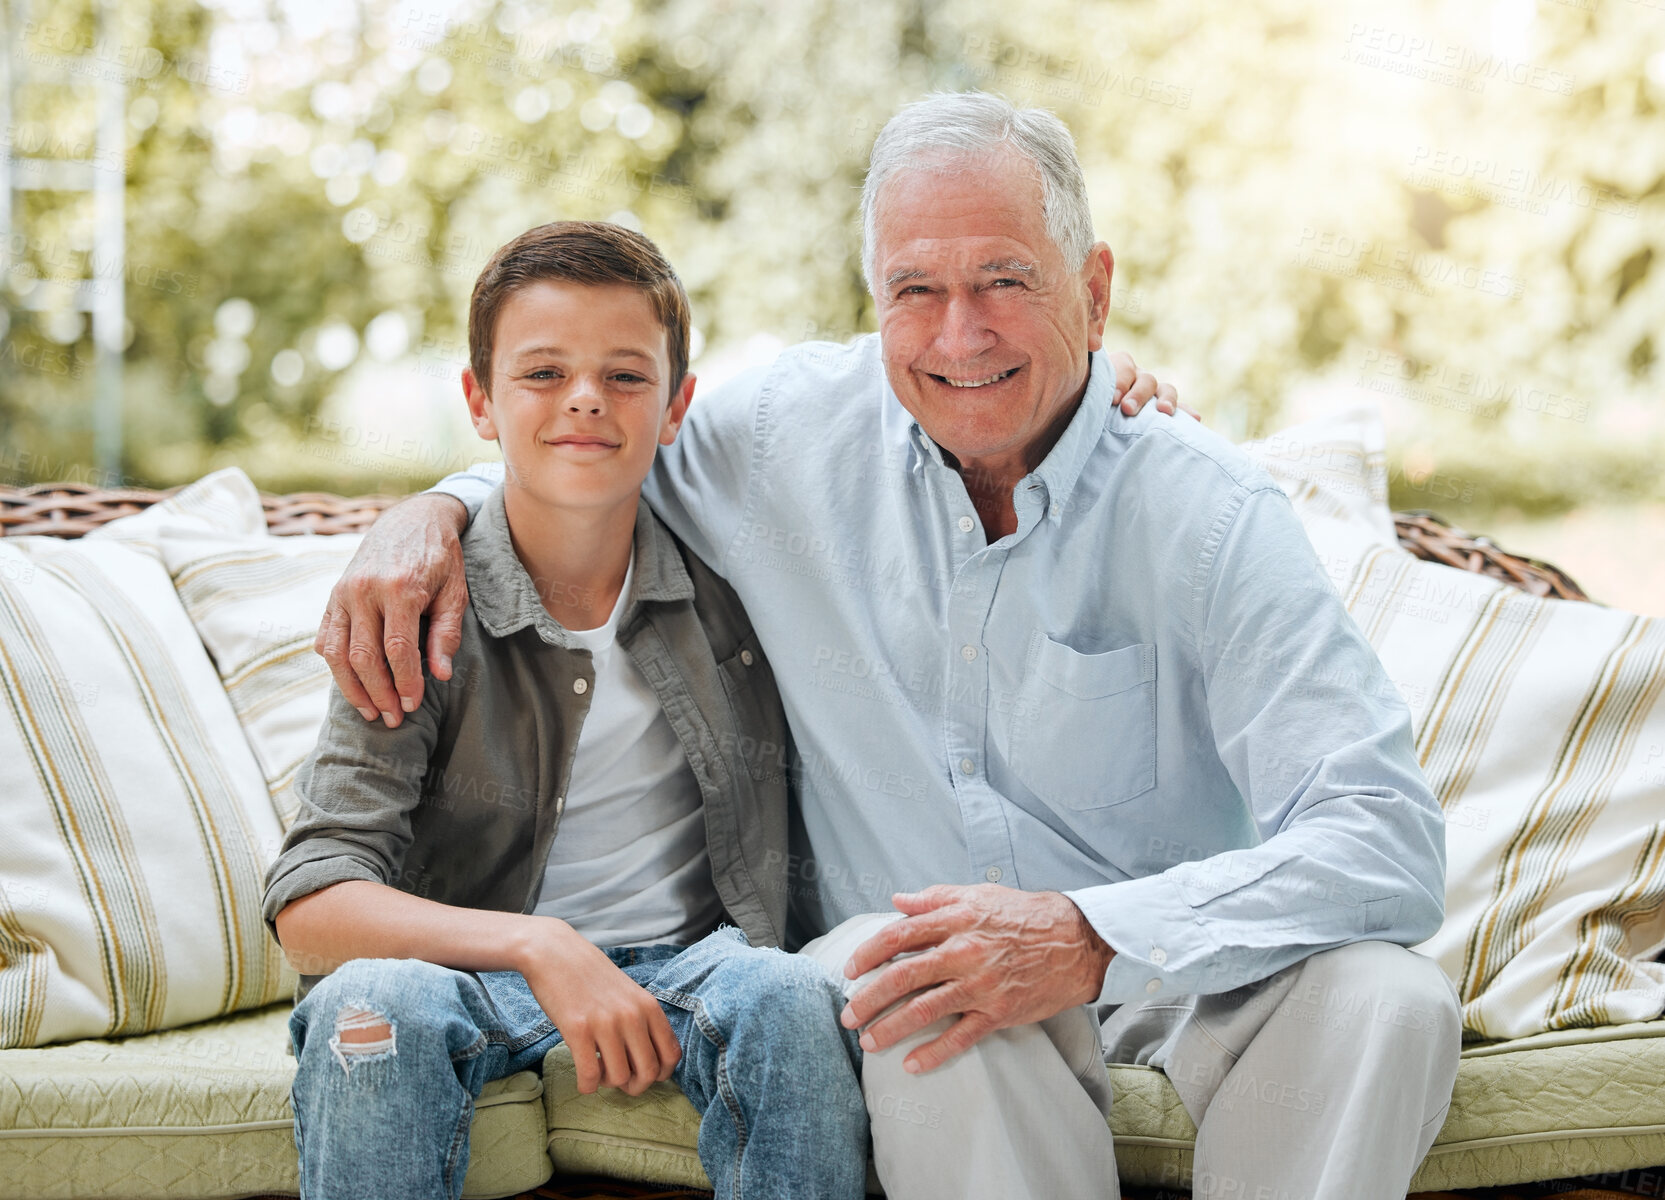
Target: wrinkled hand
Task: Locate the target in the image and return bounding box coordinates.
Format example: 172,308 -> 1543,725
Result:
523,922 -> 681,1097
315,492 -> 471,727
839,885 -> 1115,1074
1107,350 -> 1198,421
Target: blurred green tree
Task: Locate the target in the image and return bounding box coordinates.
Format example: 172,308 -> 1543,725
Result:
2,0 -> 1659,518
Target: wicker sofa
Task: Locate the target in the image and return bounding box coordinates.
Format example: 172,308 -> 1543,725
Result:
2,479 -> 1662,1200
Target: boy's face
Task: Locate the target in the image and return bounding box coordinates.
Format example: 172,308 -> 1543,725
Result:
463,280 -> 693,513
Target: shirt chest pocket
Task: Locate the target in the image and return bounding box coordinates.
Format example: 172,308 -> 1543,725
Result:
1008,636 -> 1157,810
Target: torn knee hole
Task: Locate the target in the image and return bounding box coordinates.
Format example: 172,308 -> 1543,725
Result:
329,1004 -> 397,1073
335,1005 -> 394,1044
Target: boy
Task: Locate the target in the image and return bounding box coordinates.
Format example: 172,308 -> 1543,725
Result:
263,221 -> 867,1200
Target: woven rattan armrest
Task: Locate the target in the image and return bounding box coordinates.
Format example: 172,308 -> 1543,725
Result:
0,480 -> 1590,602
0,480 -> 401,539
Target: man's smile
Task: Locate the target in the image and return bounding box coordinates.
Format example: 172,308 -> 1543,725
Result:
926,365 -> 1022,389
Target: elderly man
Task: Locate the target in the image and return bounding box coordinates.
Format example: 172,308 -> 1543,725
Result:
321,92 -> 1459,1198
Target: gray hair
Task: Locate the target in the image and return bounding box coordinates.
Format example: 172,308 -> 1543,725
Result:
859,91 -> 1095,294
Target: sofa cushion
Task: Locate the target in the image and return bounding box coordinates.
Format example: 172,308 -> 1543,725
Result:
1108,1020 -> 1665,1192
1242,409 -> 1665,1041
1240,406 -> 1401,552
544,1043 -> 711,1188
88,468 -> 361,827
0,1003 -> 551,1199
542,1021 -> 1665,1193
0,534 -> 293,1048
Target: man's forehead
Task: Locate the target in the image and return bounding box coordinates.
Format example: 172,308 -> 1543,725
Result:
872,159 -> 1054,268
874,149 -> 1043,213
877,225 -> 1049,268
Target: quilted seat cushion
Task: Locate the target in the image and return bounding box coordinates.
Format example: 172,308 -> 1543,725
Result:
543,1021 -> 1665,1193
0,1003 -> 550,1200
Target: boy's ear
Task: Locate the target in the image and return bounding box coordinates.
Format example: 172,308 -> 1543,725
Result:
462,368 -> 498,441
658,372 -> 696,446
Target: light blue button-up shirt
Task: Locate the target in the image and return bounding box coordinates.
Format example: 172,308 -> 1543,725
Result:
434,334 -> 1445,1004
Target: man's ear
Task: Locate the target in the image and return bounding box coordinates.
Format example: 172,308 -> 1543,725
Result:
1082,243 -> 1114,354
659,372 -> 696,445
462,368 -> 498,441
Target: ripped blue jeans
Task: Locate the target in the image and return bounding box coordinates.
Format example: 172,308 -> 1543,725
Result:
288,927 -> 867,1200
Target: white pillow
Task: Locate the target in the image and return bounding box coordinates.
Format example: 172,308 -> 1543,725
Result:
0,534 -> 294,1048
91,469 -> 361,826
1239,405 -> 1400,552
1242,410 -> 1665,1040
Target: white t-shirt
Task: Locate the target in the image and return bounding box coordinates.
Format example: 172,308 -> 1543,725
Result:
532,553 -> 722,947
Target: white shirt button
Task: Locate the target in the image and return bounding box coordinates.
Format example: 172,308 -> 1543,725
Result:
959,757 -> 975,775
1050,503 -> 1061,519
740,649 -> 755,666
984,866 -> 1003,883
572,678 -> 588,695
960,644 -> 978,661
1150,947 -> 1168,966
1145,978 -> 1162,994
957,515 -> 975,533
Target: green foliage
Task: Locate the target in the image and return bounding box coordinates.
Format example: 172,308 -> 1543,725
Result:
2,0 -> 1660,516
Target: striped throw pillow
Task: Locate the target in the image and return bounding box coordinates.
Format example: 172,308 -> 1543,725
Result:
1244,410 -> 1665,1039
0,535 -> 294,1048
90,469 -> 361,827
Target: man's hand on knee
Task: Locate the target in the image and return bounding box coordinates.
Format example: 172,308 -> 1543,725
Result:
315,492 -> 471,726
837,885 -> 1114,1074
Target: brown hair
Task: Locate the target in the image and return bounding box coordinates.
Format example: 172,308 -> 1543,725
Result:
468,220 -> 691,399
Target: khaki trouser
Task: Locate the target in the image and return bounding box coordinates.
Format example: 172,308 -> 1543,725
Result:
800,913 -> 1460,1200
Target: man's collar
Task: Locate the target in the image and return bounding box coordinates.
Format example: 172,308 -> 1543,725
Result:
463,483 -> 694,645
899,349 -> 1117,524
1028,349 -> 1117,525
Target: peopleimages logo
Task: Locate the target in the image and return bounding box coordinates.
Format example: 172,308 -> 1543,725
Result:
1355,349 -> 1591,424
1406,147 -> 1638,218
1341,23 -> 1576,95
1293,229 -> 1525,300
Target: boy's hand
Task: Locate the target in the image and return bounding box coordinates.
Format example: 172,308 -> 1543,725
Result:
1107,350 -> 1196,420
521,921 -> 682,1097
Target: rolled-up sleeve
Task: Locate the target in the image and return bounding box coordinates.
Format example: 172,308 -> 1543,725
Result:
261,678 -> 444,937
1067,485 -> 1446,1004
428,461 -> 504,521
639,363 -> 767,573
